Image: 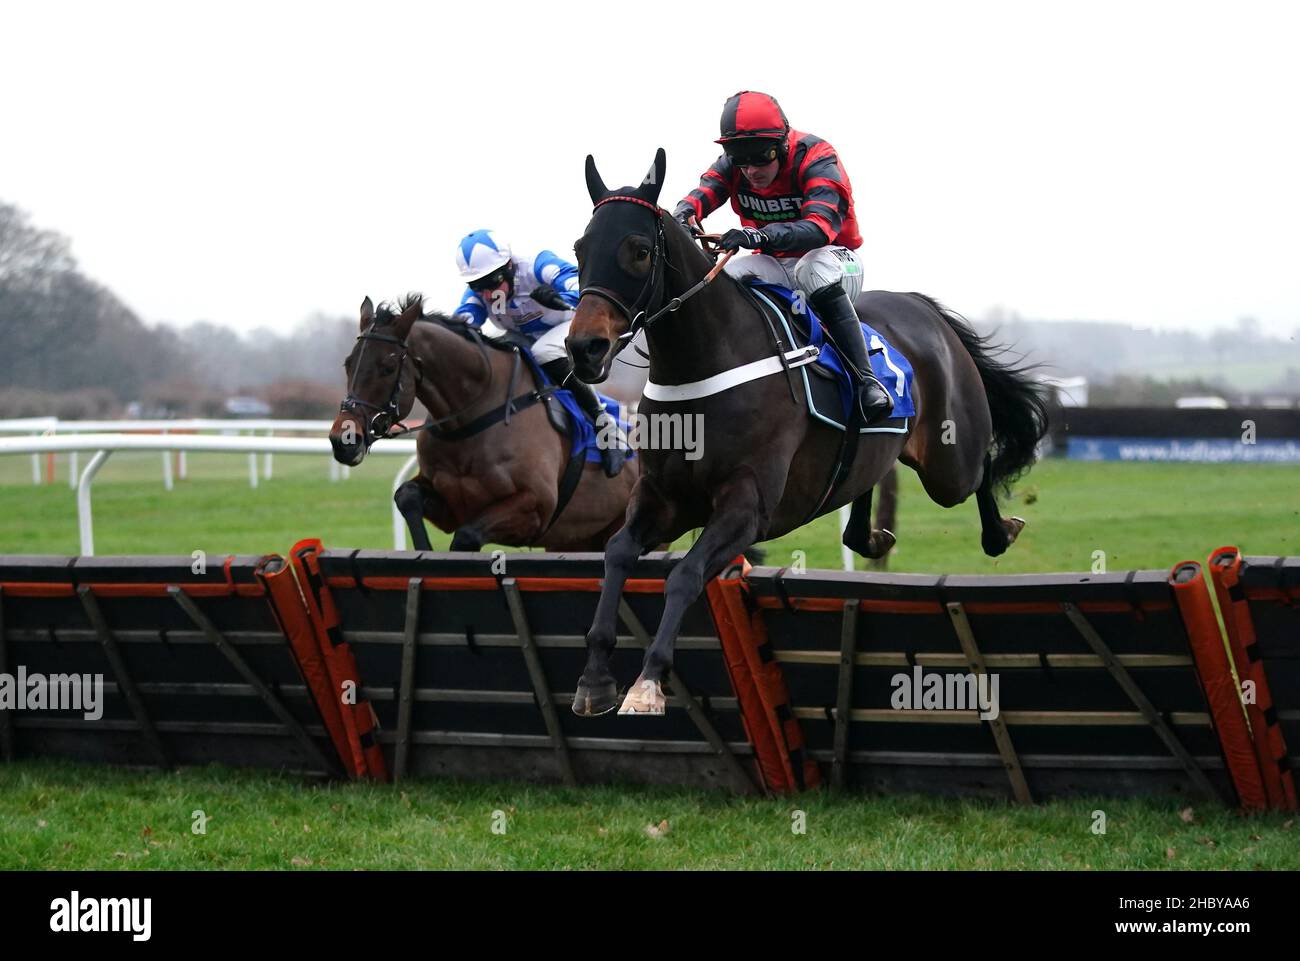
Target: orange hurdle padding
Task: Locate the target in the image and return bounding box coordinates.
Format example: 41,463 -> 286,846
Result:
1208,547 -> 1297,811
706,562 -> 820,794
256,555 -> 354,780
1170,560 -> 1268,811
707,572 -> 788,793
289,539 -> 389,781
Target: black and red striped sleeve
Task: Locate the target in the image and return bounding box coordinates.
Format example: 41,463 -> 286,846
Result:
755,138 -> 847,254
795,142 -> 850,242
677,154 -> 735,222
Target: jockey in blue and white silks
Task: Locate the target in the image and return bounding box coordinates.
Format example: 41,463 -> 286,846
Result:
453,230 -> 579,360
452,229 -> 626,477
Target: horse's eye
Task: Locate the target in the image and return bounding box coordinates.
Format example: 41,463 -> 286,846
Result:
636,246 -> 650,261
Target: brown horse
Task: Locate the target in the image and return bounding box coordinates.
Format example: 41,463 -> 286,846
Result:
565,149 -> 1049,716
330,295 -> 638,551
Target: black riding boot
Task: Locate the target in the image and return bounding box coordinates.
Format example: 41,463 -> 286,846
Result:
540,358 -> 626,478
810,284 -> 893,426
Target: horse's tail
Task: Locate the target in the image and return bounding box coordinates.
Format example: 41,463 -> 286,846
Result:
910,293 -> 1050,494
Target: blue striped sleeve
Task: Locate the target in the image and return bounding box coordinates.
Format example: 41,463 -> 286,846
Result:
454,287 -> 488,325
532,249 -> 581,307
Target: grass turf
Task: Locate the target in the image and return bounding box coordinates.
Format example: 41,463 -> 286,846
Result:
2,760 -> 1296,870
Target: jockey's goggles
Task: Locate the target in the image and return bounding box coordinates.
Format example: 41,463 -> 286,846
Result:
468,265 -> 512,292
724,141 -> 780,167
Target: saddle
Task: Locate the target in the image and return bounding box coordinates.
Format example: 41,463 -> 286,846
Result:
426,320 -> 632,530
739,281 -> 915,433
433,320 -> 571,437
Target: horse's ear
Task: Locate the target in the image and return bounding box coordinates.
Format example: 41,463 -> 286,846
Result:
585,154 -> 608,204
395,295 -> 422,336
360,296 -> 374,329
637,147 -> 666,205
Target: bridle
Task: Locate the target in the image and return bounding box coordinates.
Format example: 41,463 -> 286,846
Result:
577,195 -> 668,345
578,195 -> 734,350
339,320 -> 495,446
339,328 -> 421,442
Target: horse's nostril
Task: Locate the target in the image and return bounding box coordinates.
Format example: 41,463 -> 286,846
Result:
581,338 -> 610,366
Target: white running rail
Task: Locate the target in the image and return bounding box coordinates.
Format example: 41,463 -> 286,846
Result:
0,432 -> 418,555
0,418 -> 340,490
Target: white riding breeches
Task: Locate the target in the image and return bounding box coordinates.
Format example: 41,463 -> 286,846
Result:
723,246 -> 865,300
479,318 -> 572,364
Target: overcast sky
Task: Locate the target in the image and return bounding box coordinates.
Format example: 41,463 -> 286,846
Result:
2,0 -> 1297,338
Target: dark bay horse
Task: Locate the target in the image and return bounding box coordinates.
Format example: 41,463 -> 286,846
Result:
565,149 -> 1049,715
330,295 -> 638,551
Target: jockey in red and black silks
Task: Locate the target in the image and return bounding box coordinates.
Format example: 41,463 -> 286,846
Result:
673,90 -> 892,425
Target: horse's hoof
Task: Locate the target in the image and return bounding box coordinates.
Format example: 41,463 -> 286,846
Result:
572,677 -> 619,717
844,528 -> 894,561
618,677 -> 666,716
982,517 -> 1026,557
843,527 -> 894,561
1005,516 -> 1027,543
865,528 -> 896,560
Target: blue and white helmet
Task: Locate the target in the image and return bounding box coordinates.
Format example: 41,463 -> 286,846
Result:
455,229 -> 513,282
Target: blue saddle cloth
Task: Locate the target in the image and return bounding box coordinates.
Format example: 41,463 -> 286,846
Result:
551,390 -> 634,464
747,282 -> 916,427
519,351 -> 635,465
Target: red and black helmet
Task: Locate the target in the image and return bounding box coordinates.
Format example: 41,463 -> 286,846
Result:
716,90 -> 790,144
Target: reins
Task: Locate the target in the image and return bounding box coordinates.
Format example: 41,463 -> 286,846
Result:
340,317 -> 498,446
579,197 -> 735,347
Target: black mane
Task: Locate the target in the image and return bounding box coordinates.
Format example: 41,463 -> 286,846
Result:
373,292 -> 465,330
375,292 -> 426,325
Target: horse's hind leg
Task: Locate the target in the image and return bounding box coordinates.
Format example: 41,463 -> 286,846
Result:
868,467 -> 899,570
841,487 -> 896,561
450,491 -> 546,552
449,527 -> 485,552
975,453 -> 1026,557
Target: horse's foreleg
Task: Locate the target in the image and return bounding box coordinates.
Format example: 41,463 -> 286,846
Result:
621,472 -> 765,716
574,484 -> 675,717
975,453 -> 1026,557
394,476 -> 438,551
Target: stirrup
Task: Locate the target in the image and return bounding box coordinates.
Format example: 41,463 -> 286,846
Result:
594,413 -> 626,478
856,378 -> 893,426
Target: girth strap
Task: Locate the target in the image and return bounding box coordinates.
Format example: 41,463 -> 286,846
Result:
423,388 -> 553,442
643,346 -> 819,402
542,442 -> 589,536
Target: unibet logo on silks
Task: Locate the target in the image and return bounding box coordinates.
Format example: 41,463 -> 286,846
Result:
50,891 -> 151,941
735,192 -> 803,222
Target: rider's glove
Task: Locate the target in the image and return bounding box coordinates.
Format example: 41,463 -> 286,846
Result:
530,283 -> 572,312
672,203 -> 698,232
718,226 -> 768,252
